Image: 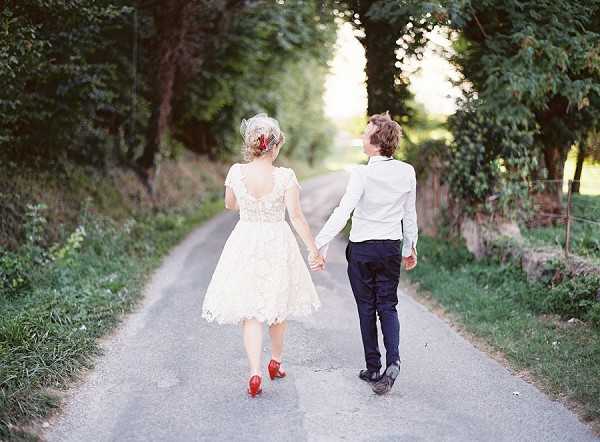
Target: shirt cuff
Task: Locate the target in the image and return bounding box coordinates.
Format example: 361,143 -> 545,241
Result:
402,241 -> 417,258
315,234 -> 327,251
318,243 -> 330,260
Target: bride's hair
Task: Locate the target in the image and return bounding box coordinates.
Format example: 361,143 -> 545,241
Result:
240,113 -> 285,161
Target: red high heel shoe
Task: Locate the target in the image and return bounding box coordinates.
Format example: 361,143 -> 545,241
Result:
248,375 -> 262,397
268,359 -> 287,380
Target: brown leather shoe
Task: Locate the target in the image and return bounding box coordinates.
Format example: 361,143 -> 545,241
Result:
372,363 -> 400,395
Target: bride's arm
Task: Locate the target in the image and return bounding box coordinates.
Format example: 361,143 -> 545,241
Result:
224,187 -> 239,210
284,185 -> 322,267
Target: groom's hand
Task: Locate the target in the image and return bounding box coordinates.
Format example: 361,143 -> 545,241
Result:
402,248 -> 417,271
308,252 -> 325,272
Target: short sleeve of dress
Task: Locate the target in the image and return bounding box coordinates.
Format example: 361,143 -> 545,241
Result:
224,163 -> 238,188
285,168 -> 301,190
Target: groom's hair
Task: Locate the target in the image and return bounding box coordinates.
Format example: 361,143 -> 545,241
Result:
368,111 -> 402,157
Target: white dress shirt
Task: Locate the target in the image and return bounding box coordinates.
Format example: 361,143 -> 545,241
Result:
315,155 -> 418,258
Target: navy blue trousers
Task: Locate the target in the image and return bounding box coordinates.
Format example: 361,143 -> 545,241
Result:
346,239 -> 402,372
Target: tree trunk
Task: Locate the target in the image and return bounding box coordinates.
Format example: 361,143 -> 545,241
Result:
137,1 -> 190,194
539,144 -> 569,214
572,142 -> 586,193
137,46 -> 177,194
307,142 -> 316,167
358,11 -> 411,121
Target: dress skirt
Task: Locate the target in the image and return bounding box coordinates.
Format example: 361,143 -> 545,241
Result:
201,220 -> 321,325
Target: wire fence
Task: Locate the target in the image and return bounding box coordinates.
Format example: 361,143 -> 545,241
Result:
524,179 -> 600,260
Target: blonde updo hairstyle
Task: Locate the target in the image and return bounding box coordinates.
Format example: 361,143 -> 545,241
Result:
240,113 -> 285,161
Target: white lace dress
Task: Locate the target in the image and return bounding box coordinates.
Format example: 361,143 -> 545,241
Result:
201,163 -> 321,325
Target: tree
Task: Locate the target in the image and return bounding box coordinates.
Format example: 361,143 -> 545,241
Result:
1,1 -> 135,166
356,1 -> 413,121
169,0 -> 336,161
447,0 -> 600,209
134,0 -> 253,191
1,0 -> 337,192
333,0 -> 443,124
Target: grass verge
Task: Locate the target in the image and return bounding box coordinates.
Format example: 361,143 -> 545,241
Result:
0,198 -> 224,440
405,236 -> 600,432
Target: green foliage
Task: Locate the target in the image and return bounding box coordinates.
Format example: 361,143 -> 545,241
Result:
0,249 -> 31,298
332,1 -> 445,125
483,242 -> 600,325
0,198 -> 223,439
22,203 -> 50,261
448,0 -> 600,125
587,303 -> 600,328
414,235 -> 600,326
0,203 -> 53,299
335,115 -> 368,138
445,0 -> 600,207
537,274 -> 600,322
50,225 -> 87,264
1,1 -> 136,165
397,100 -> 451,179
402,138 -> 449,179
446,96 -> 537,215
178,0 -> 336,160
1,1 -> 336,169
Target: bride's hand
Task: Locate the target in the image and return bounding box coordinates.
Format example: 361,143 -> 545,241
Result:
308,251 -> 325,271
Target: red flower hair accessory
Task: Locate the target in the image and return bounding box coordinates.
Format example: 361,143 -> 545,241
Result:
259,134 -> 268,151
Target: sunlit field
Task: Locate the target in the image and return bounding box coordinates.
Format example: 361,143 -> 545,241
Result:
564,150 -> 600,195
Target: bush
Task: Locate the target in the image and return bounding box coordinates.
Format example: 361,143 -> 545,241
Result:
446,97 -> 536,216
586,302 -> 600,328
418,235 -> 600,328
0,249 -> 31,297
402,138 -> 449,179
417,235 -> 474,271
539,274 -> 600,320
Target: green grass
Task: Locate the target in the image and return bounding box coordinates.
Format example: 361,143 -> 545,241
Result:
523,193 -> 600,260
0,198 -> 224,440
406,236 -> 600,426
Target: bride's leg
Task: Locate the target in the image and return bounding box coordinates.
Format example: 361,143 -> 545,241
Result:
243,319 -> 263,376
269,320 -> 287,363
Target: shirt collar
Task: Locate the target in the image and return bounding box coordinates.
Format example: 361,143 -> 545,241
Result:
368,155 -> 393,165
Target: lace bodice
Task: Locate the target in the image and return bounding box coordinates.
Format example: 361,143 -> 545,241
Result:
225,163 -> 300,223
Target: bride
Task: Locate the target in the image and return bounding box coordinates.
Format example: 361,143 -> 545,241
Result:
201,113 -> 325,397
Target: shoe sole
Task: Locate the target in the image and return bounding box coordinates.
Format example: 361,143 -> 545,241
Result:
372,383 -> 392,395
360,377 -> 381,384
359,371 -> 382,383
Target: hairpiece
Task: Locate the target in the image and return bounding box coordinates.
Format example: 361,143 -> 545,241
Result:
240,113 -> 281,150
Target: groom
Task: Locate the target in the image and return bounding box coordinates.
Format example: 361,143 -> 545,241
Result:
315,111 -> 418,395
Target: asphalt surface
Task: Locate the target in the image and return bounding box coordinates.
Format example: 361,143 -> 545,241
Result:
45,171 -> 598,442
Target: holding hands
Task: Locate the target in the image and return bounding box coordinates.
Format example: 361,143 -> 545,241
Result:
308,249 -> 326,272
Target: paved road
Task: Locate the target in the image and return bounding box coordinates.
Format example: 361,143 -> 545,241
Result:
45,172 -> 598,442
